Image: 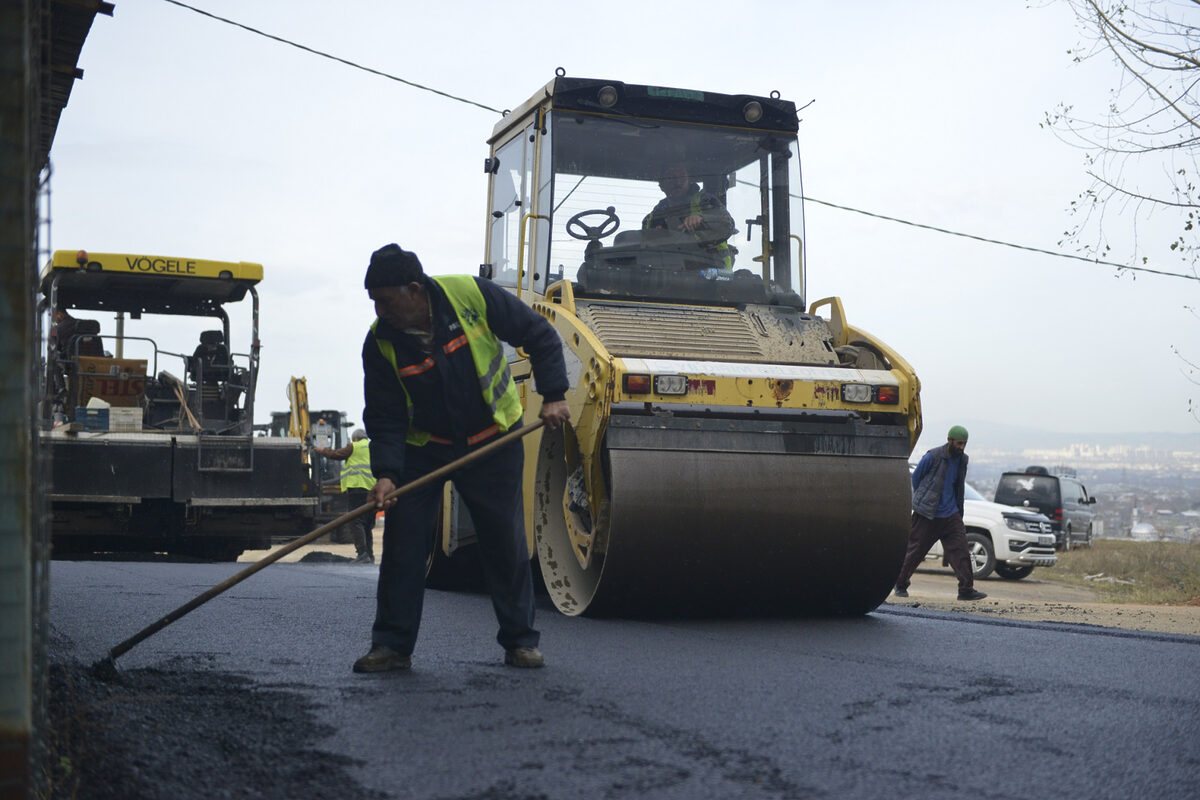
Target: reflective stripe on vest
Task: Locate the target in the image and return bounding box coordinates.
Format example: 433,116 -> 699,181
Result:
340,438 -> 376,491
371,275 -> 523,447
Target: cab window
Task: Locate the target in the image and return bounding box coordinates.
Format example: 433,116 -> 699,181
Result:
487,127 -> 532,288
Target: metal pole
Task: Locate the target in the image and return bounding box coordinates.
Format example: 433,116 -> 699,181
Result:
0,0 -> 38,793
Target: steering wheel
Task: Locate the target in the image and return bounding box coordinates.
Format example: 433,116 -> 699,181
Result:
566,207 -> 621,242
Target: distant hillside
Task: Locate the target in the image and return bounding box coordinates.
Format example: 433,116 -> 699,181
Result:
919,418 -> 1200,453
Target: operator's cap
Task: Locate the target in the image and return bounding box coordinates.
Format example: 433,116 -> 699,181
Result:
364,243 -> 424,290
351,428 -> 367,441
947,425 -> 969,441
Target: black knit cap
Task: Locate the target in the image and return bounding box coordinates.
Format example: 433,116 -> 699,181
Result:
364,243 -> 424,290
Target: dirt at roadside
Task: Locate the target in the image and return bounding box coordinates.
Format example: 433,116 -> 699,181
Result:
894,568 -> 1200,636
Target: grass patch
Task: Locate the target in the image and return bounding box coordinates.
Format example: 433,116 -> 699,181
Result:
1047,540 -> 1200,605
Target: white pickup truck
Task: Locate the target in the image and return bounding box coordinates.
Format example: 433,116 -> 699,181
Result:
926,482 -> 1058,580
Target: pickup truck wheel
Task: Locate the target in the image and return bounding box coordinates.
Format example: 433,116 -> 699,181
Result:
1083,524 -> 1094,547
994,563 -> 1034,580
1062,525 -> 1073,552
965,532 -> 995,580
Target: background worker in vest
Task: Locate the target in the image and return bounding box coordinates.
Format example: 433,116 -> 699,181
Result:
313,429 -> 377,565
353,243 -> 570,674
642,162 -> 736,269
894,425 -> 987,602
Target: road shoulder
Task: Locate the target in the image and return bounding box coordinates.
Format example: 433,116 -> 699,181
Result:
892,569 -> 1200,636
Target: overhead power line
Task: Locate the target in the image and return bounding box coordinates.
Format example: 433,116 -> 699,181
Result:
158,0 -> 1200,284
803,195 -> 1199,282
159,0 -> 501,114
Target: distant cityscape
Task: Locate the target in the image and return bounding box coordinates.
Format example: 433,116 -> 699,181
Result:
950,428 -> 1200,544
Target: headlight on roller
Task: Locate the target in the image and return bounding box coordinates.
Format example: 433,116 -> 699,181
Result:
842,383 -> 872,403
623,373 -> 688,396
840,383 -> 899,404
654,375 -> 688,395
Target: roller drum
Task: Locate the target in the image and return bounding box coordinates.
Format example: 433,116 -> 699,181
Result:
536,414 -> 912,617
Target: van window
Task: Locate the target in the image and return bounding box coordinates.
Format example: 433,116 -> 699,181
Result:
996,474 -> 1060,510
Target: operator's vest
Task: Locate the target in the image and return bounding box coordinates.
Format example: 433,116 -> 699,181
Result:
371,275 -> 522,447
340,438 -> 376,492
643,192 -> 732,269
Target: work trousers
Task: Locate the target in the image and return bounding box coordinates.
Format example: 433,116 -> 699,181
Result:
345,488 -> 374,559
895,512 -> 974,592
370,433 -> 538,655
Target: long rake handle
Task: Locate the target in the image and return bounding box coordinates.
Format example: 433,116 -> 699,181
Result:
104,419 -> 546,662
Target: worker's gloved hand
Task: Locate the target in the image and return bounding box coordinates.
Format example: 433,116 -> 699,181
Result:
540,400 -> 571,430
370,478 -> 397,510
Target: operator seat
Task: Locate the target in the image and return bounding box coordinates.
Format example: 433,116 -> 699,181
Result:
70,319 -> 105,358
191,330 -> 230,385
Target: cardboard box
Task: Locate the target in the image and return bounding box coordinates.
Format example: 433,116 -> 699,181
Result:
76,357 -> 148,407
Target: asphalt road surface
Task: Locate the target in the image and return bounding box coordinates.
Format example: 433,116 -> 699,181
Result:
48,558 -> 1200,799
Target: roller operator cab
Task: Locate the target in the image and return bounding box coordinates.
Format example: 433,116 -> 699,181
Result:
38,250 -> 316,560
435,75 -> 923,616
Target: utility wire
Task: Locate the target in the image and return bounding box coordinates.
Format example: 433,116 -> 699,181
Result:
159,0 -> 1198,284
159,0 -> 502,114
803,195 -> 1199,282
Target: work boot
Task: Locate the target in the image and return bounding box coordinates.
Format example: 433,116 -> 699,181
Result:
893,586 -> 909,598
352,644 -> 411,673
957,588 -> 988,601
504,647 -> 545,668
351,552 -> 374,565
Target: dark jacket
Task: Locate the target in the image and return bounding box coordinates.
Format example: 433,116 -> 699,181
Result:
642,183 -> 736,248
362,275 -> 567,485
911,444 -> 968,518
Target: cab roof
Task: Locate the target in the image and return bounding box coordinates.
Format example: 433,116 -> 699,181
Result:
491,76 -> 799,144
40,250 -> 263,315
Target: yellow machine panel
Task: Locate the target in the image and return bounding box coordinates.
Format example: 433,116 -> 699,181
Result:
43,249 -> 263,282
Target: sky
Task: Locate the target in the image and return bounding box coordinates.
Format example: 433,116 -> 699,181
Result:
44,0 -> 1200,445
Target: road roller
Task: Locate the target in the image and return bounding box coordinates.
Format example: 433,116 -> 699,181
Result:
431,73 -> 922,616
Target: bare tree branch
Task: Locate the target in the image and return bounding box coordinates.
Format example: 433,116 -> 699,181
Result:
1050,0 -> 1200,270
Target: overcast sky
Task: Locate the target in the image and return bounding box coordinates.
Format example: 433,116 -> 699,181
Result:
45,0 -> 1199,444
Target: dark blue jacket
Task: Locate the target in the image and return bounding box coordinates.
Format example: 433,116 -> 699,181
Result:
362,275 -> 567,485
911,444 -> 968,518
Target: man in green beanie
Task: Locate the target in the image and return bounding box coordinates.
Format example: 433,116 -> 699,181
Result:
894,425 -> 987,601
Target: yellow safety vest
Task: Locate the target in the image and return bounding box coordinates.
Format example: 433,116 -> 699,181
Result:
372,275 -> 523,446
340,438 -> 376,491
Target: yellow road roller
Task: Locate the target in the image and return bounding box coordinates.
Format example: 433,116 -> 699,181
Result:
433,73 -> 922,616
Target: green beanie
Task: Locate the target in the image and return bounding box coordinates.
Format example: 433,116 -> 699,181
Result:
947,425 -> 969,441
